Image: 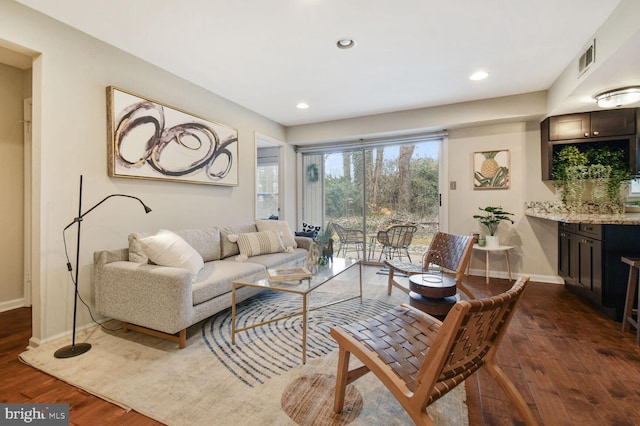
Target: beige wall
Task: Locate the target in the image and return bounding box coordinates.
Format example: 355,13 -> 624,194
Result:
448,122 -> 560,283
0,62 -> 25,308
0,1 -> 290,345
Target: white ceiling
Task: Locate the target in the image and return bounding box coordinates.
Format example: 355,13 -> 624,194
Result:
12,0 -> 631,126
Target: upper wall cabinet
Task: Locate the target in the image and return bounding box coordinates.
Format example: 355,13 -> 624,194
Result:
540,108 -> 640,180
549,109 -> 636,140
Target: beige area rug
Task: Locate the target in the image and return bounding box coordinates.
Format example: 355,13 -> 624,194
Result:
20,292 -> 468,425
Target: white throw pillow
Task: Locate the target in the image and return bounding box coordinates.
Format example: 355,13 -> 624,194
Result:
234,230 -> 285,260
139,229 -> 204,282
256,219 -> 297,249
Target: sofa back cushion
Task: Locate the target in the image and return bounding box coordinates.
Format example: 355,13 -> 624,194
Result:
128,232 -> 153,263
174,227 -> 221,262
219,223 -> 258,258
255,219 -> 297,249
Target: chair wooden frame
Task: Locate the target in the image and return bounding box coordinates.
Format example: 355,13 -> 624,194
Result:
331,276 -> 537,426
385,231 -> 476,300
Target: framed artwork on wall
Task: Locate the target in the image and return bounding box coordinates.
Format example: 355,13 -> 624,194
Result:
107,86 -> 238,186
473,149 -> 510,190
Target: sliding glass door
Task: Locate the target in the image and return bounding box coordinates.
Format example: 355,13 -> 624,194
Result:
301,136 -> 442,264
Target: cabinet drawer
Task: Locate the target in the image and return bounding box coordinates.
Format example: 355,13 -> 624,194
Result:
577,223 -> 602,239
558,222 -> 578,233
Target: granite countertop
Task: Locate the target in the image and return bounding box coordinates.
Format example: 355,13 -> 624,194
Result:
524,210 -> 640,224
524,201 -> 640,224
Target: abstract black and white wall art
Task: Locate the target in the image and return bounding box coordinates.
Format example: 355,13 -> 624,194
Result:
107,86 -> 238,186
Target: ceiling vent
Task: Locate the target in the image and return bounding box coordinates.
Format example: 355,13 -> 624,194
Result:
578,39 -> 596,75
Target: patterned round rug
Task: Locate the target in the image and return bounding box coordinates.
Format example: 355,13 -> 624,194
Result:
281,373 -> 363,426
202,290 -> 393,387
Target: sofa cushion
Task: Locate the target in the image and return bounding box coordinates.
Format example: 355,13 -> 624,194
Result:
243,248 -> 308,269
192,260 -> 266,305
234,231 -> 285,259
219,223 -> 258,258
139,229 -> 204,282
256,219 -> 297,249
174,227 -> 221,262
128,232 -> 153,263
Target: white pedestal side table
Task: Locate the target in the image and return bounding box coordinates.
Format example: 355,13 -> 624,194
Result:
468,244 -> 513,284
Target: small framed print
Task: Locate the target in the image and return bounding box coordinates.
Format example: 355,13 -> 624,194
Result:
473,150 -> 510,190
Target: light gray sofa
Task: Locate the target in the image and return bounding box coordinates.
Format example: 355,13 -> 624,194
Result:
93,222 -> 311,348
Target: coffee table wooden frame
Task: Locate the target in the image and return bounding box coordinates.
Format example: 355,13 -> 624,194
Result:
231,258 -> 362,364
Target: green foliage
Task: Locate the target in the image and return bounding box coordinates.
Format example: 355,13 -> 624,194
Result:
473,206 -> 514,236
552,145 -> 633,211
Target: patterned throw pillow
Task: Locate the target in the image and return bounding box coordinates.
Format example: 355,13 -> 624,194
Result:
230,230 -> 285,261
302,222 -> 321,239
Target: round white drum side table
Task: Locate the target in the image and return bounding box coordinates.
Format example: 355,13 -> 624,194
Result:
468,244 -> 513,284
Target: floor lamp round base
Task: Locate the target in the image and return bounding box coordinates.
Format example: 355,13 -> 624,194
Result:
54,342 -> 92,359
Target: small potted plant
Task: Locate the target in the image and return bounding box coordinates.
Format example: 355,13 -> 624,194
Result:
473,206 -> 514,247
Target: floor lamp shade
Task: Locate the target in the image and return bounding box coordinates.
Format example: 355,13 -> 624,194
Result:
54,175 -> 152,359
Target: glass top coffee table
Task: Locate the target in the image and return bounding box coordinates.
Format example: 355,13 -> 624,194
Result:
231,257 -> 362,364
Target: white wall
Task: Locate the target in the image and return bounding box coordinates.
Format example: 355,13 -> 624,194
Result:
0,1 -> 292,345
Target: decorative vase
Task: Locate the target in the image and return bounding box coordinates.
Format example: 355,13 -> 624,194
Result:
485,235 -> 499,248
320,239 -> 333,263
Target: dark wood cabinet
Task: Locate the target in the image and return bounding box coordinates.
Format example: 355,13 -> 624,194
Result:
548,109 -> 636,140
549,113 -> 591,140
540,108 -> 640,180
558,222 -> 640,321
558,223 -> 576,284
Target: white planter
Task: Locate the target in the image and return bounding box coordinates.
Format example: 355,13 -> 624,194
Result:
485,235 -> 500,248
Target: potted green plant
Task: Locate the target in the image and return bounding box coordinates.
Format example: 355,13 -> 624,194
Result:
315,223 -> 334,263
473,206 -> 514,247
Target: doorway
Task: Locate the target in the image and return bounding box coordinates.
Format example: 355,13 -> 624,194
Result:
255,134 -> 284,220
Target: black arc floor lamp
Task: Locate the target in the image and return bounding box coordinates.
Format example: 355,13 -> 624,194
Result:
54,175 -> 152,359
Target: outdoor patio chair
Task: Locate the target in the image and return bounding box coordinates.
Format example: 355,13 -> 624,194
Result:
330,276 -> 537,426
332,223 -> 364,258
376,224 -> 417,262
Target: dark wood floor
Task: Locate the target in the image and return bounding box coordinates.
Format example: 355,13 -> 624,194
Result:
2,271 -> 639,425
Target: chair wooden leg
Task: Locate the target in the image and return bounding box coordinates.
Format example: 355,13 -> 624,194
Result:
387,267 -> 395,295
484,360 -> 538,426
457,282 -> 476,300
334,346 -> 351,413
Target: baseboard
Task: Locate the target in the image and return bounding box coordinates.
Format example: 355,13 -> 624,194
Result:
0,297 -> 25,313
467,268 -> 564,285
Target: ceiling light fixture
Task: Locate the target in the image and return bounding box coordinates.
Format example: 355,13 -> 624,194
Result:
336,38 -> 356,49
469,71 -> 489,81
296,102 -> 309,110
594,86 -> 640,108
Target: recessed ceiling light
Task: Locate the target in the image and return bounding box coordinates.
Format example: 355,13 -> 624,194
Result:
469,71 -> 489,81
296,102 -> 309,110
336,38 -> 356,49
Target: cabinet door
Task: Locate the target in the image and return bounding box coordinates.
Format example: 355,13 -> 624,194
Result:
590,109 -> 636,137
577,237 -> 602,305
549,113 -> 590,140
558,230 -> 576,284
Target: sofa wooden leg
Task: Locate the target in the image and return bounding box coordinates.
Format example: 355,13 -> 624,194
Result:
122,322 -> 187,349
